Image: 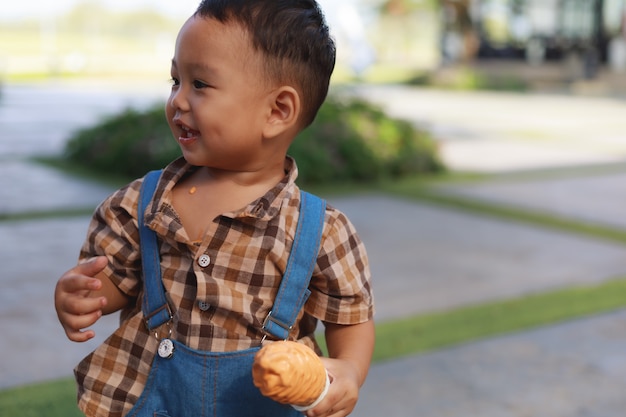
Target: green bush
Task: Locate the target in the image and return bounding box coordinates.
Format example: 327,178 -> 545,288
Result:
64,96 -> 445,184
291,96 -> 445,184
65,104 -> 178,178
408,67 -> 528,92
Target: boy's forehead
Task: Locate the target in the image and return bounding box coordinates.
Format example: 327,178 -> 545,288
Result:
178,15 -> 251,47
173,15 -> 268,83
184,17 -> 260,63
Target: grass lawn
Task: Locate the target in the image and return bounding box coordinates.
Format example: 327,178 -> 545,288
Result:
0,378 -> 83,417
373,277 -> 626,362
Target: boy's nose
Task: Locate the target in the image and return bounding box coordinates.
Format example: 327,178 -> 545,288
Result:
169,87 -> 190,112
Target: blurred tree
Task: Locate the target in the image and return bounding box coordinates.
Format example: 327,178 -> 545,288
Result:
363,0 -> 440,71
59,1 -> 175,36
440,0 -> 479,63
377,0 -> 438,14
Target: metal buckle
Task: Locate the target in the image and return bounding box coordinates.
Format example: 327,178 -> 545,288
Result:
153,321 -> 173,343
144,304 -> 173,332
261,310 -> 292,341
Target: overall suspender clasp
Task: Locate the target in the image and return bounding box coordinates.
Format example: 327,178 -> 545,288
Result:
144,304 -> 174,334
261,310 -> 293,341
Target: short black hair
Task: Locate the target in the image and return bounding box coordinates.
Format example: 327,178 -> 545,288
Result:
195,0 -> 336,127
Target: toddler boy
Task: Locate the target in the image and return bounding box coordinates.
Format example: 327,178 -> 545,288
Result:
55,1 -> 374,416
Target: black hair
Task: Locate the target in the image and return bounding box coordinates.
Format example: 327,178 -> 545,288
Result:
195,0 -> 336,127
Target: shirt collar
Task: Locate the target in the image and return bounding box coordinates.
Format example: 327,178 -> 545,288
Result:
225,156 -> 298,223
148,156 -> 299,226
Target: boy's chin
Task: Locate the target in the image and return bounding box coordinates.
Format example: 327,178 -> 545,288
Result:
180,153 -> 222,170
180,152 -> 206,167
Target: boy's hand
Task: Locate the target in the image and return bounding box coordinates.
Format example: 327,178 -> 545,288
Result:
54,256 -> 109,343
305,357 -> 360,417
307,320 -> 375,417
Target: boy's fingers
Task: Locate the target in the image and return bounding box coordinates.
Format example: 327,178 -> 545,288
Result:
63,309 -> 102,332
75,256 -> 108,276
57,299 -> 105,343
55,257 -> 109,343
61,294 -> 107,315
60,306 -> 105,343
65,327 -> 97,343
57,274 -> 102,294
56,256 -> 108,294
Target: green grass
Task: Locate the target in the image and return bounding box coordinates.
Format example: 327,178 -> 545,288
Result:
0,377 -> 83,417
373,277 -> 626,362
0,207 -> 96,222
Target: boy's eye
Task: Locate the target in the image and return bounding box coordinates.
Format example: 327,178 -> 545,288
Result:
193,80 -> 209,89
170,77 -> 180,87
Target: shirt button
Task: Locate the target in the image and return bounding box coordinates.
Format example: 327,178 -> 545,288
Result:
198,254 -> 211,268
198,301 -> 211,311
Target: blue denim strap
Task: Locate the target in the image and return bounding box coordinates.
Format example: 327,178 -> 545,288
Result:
139,173 -> 325,339
138,169 -> 172,331
262,191 -> 326,340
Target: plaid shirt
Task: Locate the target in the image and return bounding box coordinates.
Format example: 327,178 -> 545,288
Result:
74,157 -> 374,417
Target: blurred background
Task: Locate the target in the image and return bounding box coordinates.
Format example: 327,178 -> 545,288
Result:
2,0 -> 626,84
2,1 -> 626,417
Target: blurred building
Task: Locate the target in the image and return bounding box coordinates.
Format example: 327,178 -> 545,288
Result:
441,0 -> 626,76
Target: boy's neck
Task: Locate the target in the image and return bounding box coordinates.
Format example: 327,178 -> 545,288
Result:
172,158 -> 288,242
200,158 -> 287,190
183,158 -> 288,216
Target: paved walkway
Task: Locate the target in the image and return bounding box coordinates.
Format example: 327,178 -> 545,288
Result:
2,82 -> 626,416
355,310 -> 626,417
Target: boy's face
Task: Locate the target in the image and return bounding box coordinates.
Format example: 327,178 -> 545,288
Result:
166,16 -> 274,171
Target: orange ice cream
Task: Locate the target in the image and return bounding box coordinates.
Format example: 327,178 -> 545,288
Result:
252,341 -> 328,408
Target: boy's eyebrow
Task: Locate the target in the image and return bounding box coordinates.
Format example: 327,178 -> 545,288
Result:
171,59 -> 216,75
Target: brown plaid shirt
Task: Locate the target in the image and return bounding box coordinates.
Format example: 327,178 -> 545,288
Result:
74,157 -> 374,417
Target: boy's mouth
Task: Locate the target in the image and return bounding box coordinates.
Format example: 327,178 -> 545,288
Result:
177,124 -> 200,144
181,126 -> 199,138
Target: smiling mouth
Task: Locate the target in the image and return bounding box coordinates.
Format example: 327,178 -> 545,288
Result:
181,125 -> 200,137
177,124 -> 200,144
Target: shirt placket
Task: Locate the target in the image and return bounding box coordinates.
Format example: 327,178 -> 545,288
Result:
193,239 -> 213,313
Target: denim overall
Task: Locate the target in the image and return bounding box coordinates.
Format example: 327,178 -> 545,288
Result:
127,170 -> 326,417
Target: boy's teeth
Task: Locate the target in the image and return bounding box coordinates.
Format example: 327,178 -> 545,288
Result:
181,127 -> 195,138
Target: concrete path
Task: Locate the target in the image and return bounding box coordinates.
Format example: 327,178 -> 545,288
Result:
332,194 -> 626,321
2,82 -> 626,417
0,160 -> 112,215
0,217 -> 120,389
355,310 -> 626,417
434,171 -> 626,230
0,81 -> 165,158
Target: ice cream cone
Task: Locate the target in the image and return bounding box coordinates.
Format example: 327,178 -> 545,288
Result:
252,340 -> 329,408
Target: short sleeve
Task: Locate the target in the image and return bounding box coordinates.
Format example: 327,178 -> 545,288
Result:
305,207 -> 374,325
78,180 -> 143,297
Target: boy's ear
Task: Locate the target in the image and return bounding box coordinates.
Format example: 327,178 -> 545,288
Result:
263,86 -> 301,138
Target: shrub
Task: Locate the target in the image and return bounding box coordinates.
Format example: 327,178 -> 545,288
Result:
291,96 -> 445,184
64,96 -> 445,184
65,105 -> 178,178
